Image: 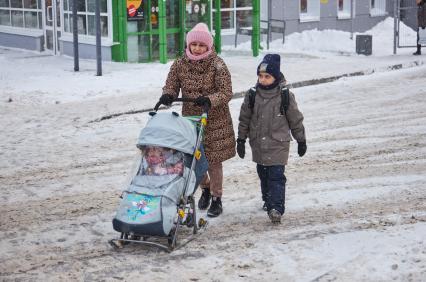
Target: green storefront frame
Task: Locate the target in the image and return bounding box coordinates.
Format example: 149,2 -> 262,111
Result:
111,0 -> 260,63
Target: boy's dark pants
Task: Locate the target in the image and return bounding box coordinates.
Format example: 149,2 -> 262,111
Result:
256,164 -> 286,214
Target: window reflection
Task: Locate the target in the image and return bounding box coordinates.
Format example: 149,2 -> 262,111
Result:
63,0 -> 109,37
11,0 -> 23,8
11,10 -> 24,27
236,10 -> 251,28
24,0 -> 37,9
0,10 -> 11,25
186,0 -> 209,29
300,0 -> 307,13
24,11 -> 38,28
221,0 -> 233,9
167,0 -> 179,28
0,0 -> 10,7
236,0 -> 251,7
213,0 -> 252,32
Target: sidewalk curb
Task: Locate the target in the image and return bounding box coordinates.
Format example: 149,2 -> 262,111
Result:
92,59 -> 424,123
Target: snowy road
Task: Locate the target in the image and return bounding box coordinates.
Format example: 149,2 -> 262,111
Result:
1,64 -> 426,281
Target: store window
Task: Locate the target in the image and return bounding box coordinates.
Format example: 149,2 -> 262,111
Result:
212,0 -> 252,34
300,0 -> 320,22
370,0 -> 386,16
62,0 -> 109,37
186,0 -> 210,30
0,0 -> 42,28
337,0 -> 352,19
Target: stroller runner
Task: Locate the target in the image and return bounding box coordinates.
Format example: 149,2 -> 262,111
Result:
110,98 -> 209,252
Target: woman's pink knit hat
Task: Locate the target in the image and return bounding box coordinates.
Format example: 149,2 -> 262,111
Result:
186,23 -> 213,50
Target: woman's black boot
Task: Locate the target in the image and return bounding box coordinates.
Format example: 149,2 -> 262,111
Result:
198,188 -> 211,210
207,197 -> 222,217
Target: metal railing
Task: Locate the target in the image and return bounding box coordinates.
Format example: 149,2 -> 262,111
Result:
394,0 -> 422,53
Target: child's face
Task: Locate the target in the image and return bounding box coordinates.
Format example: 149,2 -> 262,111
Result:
145,147 -> 164,165
258,72 -> 276,86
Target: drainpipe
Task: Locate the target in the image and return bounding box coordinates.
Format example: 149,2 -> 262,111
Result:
252,0 -> 260,57
214,0 -> 221,54
159,0 -> 167,63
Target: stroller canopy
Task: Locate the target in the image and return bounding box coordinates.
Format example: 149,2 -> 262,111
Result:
137,112 -> 197,154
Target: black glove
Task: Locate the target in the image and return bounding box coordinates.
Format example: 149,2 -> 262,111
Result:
298,141 -> 307,157
236,138 -> 246,159
159,94 -> 174,106
194,96 -> 211,109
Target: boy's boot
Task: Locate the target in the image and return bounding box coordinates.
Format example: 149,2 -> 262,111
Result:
198,188 -> 211,210
207,197 -> 222,217
413,45 -> 421,55
268,209 -> 282,224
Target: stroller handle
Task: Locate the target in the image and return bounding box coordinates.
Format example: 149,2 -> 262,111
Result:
154,97 -> 210,113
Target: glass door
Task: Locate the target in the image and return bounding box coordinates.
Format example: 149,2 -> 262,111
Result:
126,0 -> 183,62
43,0 -> 61,54
163,0 -> 181,59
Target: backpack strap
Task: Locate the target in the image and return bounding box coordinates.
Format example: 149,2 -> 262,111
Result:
248,87 -> 257,110
280,87 -> 290,115
248,86 -> 290,115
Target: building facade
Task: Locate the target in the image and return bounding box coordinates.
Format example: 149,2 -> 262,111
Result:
232,0 -> 394,46
0,0 -> 395,62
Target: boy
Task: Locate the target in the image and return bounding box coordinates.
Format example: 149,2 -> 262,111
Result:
236,54 -> 307,224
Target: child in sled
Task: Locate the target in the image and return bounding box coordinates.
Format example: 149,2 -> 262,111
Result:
140,146 -> 184,176
236,54 -> 307,224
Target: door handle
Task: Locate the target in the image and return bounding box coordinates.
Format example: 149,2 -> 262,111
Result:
47,6 -> 53,22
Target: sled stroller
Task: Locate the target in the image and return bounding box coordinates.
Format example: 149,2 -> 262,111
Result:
110,98 -> 209,252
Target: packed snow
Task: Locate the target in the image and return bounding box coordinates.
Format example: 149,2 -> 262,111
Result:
224,17 -> 417,56
1,17 -> 425,281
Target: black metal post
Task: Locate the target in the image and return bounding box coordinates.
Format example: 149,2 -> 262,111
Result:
95,0 -> 102,76
72,0 -> 79,71
350,0 -> 354,40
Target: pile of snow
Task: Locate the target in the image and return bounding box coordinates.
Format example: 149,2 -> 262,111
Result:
224,17 -> 417,56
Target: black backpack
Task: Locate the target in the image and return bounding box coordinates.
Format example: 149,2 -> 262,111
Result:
248,86 -> 290,115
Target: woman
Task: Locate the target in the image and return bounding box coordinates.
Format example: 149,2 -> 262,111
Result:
158,23 -> 235,217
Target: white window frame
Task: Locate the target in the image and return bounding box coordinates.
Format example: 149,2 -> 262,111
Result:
370,0 -> 387,17
0,0 -> 42,30
300,0 -> 320,23
337,0 -> 353,19
60,0 -> 113,45
211,1 -> 253,35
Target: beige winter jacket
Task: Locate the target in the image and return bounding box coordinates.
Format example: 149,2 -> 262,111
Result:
162,51 -> 236,164
238,83 -> 305,166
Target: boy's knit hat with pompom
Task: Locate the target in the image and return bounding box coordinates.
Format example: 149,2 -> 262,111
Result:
186,23 -> 213,50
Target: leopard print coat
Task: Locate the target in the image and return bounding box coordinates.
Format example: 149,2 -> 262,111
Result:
162,51 -> 236,164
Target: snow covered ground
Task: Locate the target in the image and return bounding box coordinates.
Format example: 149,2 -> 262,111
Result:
1,18 -> 426,281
